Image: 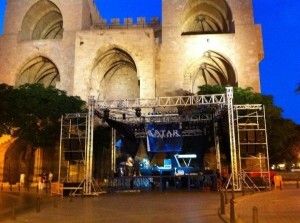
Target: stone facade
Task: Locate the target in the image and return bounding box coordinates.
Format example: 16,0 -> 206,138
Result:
0,0 -> 263,100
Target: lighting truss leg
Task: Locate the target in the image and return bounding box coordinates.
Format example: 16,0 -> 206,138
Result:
111,128 -> 116,176
226,87 -> 240,191
81,96 -> 102,195
58,115 -> 63,183
225,172 -> 260,192
263,106 -> 272,189
214,121 -> 221,171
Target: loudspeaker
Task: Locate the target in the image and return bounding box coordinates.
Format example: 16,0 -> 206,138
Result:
64,139 -> 85,161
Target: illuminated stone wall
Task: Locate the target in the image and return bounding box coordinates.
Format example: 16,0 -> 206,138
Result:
73,28 -> 156,100
0,0 -> 263,99
158,0 -> 263,96
0,136 -> 13,182
0,0 -> 102,95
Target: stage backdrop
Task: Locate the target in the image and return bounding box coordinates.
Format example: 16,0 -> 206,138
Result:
146,123 -> 182,153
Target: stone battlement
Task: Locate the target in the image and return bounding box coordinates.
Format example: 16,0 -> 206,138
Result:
93,17 -> 161,30
0,135 -> 12,146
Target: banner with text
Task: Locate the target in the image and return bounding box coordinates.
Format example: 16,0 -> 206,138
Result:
146,123 -> 182,153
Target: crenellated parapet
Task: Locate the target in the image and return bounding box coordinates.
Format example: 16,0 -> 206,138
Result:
93,17 -> 161,30
0,135 -> 12,146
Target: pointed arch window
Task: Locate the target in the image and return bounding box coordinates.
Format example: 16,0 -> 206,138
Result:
91,48 -> 139,100
182,0 -> 234,35
16,56 -> 60,87
184,51 -> 237,93
20,0 -> 63,41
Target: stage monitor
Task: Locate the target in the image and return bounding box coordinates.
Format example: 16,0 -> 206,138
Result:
164,159 -> 172,168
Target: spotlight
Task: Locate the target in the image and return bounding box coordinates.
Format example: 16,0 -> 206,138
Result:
103,108 -> 110,119
135,108 -> 141,117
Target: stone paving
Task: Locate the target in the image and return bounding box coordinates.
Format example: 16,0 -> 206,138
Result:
220,184 -> 300,223
1,191 -> 223,223
1,183 -> 300,223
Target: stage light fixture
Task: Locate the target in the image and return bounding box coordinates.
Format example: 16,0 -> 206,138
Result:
103,108 -> 110,119
135,107 -> 141,117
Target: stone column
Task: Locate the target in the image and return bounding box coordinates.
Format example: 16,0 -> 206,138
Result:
33,148 -> 43,182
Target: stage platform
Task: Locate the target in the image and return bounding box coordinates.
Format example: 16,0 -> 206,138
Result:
51,182 -> 83,196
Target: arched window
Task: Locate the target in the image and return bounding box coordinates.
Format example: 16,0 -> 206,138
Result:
16,56 -> 60,87
182,0 -> 234,35
20,0 -> 63,41
184,51 -> 237,93
91,48 -> 139,100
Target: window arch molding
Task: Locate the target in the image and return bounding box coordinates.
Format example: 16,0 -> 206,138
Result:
90,47 -> 139,100
183,50 -> 237,93
15,55 -> 60,87
181,0 -> 234,35
20,0 -> 63,41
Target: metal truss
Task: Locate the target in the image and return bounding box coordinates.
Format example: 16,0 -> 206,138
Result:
112,114 -> 213,124
79,97 -> 103,195
96,94 -> 226,110
94,90 -> 241,190
226,87 -> 239,191
84,97 -> 95,194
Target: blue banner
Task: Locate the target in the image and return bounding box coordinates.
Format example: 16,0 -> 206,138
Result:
146,123 -> 183,153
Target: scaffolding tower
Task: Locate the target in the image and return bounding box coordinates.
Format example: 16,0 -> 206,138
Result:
58,113 -> 87,183
235,104 -> 271,189
58,98 -> 102,195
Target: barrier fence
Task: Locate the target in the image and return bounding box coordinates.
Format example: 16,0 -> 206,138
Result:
106,174 -> 218,193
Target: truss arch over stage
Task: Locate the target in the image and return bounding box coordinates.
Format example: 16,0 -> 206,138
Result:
59,87 -> 271,194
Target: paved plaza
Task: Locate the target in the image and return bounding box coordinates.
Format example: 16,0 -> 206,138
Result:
233,188 -> 300,223
1,184 -> 300,223
0,190 -> 223,223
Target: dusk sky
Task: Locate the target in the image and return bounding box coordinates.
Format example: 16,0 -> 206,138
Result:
0,0 -> 299,124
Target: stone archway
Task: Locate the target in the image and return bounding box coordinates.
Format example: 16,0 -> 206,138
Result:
184,50 -> 237,93
20,0 -> 63,41
2,139 -> 31,184
182,0 -> 234,34
16,56 -> 60,87
91,48 -> 139,100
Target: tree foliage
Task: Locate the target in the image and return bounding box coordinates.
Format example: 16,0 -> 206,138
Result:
197,85 -> 300,164
0,83 -> 86,149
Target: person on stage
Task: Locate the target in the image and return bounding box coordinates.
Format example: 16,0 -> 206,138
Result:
126,154 -> 134,176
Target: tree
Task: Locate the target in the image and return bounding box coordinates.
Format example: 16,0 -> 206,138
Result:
1,83 -> 85,147
0,83 -> 85,184
197,85 -> 300,164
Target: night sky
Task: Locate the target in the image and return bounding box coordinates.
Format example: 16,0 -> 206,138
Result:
0,0 -> 299,124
